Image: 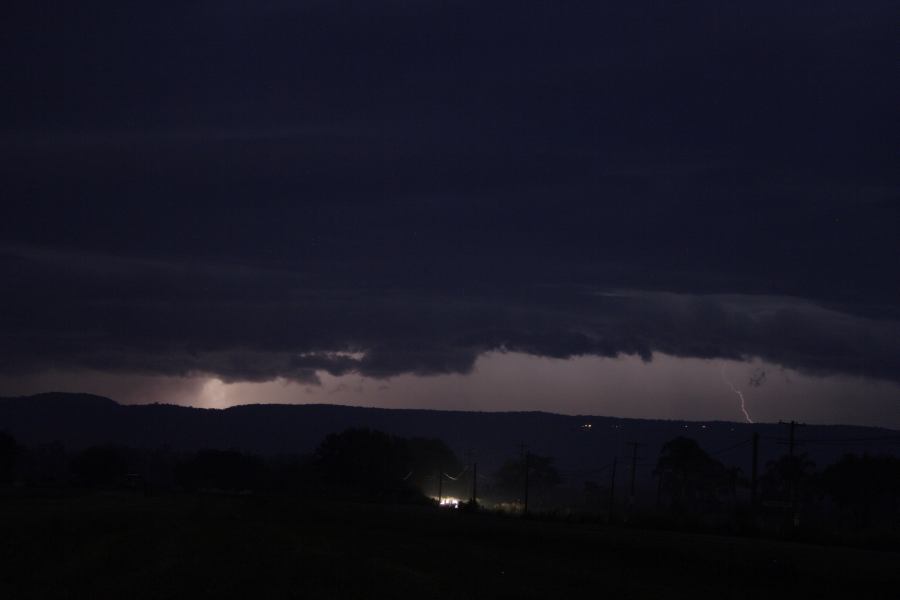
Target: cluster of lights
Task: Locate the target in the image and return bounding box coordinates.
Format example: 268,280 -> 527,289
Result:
437,497 -> 461,508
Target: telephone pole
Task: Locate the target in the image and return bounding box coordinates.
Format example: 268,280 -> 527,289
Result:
750,432 -> 759,509
784,420 -> 803,527
626,442 -> 644,502
788,420 -> 796,456
465,449 -> 477,507
780,420 -> 804,528
778,420 -> 805,456
523,451 -> 530,515
607,456 -> 617,523
655,470 -> 663,509
437,466 -> 443,504
466,448 -> 475,504
517,442 -> 529,515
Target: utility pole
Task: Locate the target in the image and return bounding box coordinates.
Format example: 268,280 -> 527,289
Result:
523,451 -> 530,515
472,462 -> 478,507
778,419 -> 804,456
437,466 -> 443,504
750,432 -> 759,509
465,449 -> 477,507
608,456 -> 617,523
655,471 -> 662,509
517,442 -> 529,515
779,420 -> 805,529
787,421 -> 797,456
626,442 -> 644,502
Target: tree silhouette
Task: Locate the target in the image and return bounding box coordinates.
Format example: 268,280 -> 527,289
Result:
19,442 -> 68,486
405,436 -> 462,493
821,453 -> 900,527
654,437 -> 735,513
315,429 -> 410,489
70,445 -> 132,487
760,453 -> 816,505
175,449 -> 266,492
494,452 -> 561,503
314,428 -> 460,499
0,431 -> 17,484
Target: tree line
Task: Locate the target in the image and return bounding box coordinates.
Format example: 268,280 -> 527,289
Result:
642,436 -> 900,541
1,428 -> 897,545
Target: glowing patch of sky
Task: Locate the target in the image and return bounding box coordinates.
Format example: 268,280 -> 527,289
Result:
2,352 -> 897,428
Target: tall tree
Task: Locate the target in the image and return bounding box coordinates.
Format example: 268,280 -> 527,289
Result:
494,452 -> 561,503
821,453 -> 900,527
655,437 -> 735,513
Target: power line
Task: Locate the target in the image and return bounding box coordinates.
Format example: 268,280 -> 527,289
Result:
442,465 -> 469,481
793,436 -> 900,444
710,438 -> 752,456
557,463 -> 615,475
762,435 -> 900,444
779,420 -> 804,457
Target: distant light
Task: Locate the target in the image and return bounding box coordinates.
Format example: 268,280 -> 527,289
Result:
436,496 -> 461,508
581,423 -> 592,430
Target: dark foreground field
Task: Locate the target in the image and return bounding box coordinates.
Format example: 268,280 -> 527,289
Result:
1,491 -> 897,599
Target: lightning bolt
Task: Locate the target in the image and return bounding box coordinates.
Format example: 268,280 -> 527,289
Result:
720,364 -> 754,424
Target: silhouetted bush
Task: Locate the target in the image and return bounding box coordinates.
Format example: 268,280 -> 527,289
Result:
175,449 -> 266,492
266,454 -> 316,493
822,453 -> 900,528
18,442 -> 69,486
70,445 -> 134,487
0,431 -> 17,483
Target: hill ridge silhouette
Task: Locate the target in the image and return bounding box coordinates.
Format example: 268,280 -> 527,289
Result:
1,393 -> 897,478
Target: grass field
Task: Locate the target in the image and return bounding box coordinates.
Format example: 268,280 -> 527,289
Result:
1,489 -> 897,599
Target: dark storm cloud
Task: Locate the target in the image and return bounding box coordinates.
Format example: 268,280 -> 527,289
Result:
3,1 -> 896,303
2,247 -> 898,385
1,3 -> 897,389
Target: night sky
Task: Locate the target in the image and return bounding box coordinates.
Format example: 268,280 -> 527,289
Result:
2,2 -> 898,427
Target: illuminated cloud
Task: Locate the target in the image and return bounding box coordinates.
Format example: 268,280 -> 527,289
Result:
2,247 -> 898,388
1,2 -> 897,427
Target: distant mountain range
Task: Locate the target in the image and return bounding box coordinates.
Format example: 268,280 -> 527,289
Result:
2,393 -> 898,490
